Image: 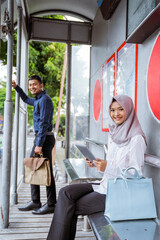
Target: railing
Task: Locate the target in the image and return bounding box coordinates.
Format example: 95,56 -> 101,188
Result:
85,137 -> 108,160
144,153 -> 160,169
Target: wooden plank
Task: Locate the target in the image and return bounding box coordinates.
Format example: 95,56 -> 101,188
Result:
8,221 -> 85,229
0,233 -> 48,239
0,228 -> 50,234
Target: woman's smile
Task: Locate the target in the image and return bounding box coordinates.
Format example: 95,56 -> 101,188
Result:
110,101 -> 125,125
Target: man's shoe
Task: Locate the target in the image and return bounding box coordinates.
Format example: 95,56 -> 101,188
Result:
18,201 -> 41,211
32,203 -> 55,215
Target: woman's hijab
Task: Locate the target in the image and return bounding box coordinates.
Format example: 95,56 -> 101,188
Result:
108,95 -> 147,146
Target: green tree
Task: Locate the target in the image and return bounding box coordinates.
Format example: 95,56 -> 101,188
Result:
59,114 -> 65,137
0,87 -> 6,114
0,32 -> 17,66
0,82 -> 15,115
29,41 -> 66,99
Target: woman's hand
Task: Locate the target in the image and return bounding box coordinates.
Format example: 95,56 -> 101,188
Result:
85,158 -> 95,168
93,158 -> 107,172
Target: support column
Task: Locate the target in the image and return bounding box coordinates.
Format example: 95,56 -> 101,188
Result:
0,0 -> 14,229
19,36 -> 29,183
65,43 -> 71,159
11,6 -> 22,205
65,43 -> 71,182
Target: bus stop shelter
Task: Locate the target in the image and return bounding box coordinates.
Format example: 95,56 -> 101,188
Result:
1,0 -> 160,231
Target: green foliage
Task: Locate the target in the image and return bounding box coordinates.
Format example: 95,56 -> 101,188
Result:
29,41 -> 66,98
0,32 -> 17,66
27,104 -> 33,126
59,114 -> 66,136
0,87 -> 6,114
0,82 -> 15,115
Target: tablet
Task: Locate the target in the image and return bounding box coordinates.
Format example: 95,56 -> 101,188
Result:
75,144 -> 97,163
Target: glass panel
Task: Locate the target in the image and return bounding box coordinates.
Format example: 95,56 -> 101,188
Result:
102,54 -> 115,132
116,42 -> 138,110
70,45 -> 90,158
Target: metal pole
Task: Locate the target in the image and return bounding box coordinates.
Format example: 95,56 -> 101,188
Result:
65,43 -> 71,159
0,0 -> 1,40
64,44 -> 71,183
22,40 -> 29,179
0,0 -> 14,229
11,6 -> 22,205
52,46 -> 67,164
19,37 -> 29,184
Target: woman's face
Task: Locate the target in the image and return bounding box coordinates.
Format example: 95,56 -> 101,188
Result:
110,101 -> 125,125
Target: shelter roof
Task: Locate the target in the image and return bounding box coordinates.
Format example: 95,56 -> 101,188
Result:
1,0 -> 99,22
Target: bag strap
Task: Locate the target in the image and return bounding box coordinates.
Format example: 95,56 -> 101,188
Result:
32,157 -> 40,172
32,153 -> 44,171
33,153 -> 43,158
121,167 -> 142,179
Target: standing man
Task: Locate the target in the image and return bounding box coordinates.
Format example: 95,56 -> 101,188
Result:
12,75 -> 56,214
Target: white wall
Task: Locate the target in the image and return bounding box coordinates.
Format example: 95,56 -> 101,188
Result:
89,0 -> 160,218
90,0 -> 160,156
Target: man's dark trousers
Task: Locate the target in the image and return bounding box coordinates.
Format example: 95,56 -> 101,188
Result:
30,134 -> 56,206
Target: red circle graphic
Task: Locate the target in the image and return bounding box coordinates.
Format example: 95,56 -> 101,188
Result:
93,80 -> 101,121
147,35 -> 160,121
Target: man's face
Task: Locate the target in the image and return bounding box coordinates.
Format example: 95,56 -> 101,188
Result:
28,79 -> 43,95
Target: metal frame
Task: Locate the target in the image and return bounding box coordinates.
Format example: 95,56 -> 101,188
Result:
11,6 -> 22,205
31,9 -> 93,22
29,17 -> 92,44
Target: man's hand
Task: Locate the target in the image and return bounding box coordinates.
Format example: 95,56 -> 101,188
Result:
12,80 -> 17,88
34,146 -> 42,155
93,158 -> 107,172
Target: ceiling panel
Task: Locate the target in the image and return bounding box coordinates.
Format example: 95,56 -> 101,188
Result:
26,0 -> 99,21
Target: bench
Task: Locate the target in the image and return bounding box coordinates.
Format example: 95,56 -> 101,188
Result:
63,158 -> 103,183
88,213 -> 158,240
63,138 -> 107,184
88,153 -> 160,240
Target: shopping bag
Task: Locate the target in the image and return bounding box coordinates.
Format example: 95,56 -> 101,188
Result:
104,167 -> 157,221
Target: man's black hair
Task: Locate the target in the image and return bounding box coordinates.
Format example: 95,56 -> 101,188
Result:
28,75 -> 43,84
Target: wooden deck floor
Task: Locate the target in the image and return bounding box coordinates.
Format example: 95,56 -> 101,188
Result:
0,182 -> 96,240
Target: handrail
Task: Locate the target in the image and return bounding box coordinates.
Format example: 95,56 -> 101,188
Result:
85,137 -> 108,157
144,153 -> 160,169
85,137 -> 106,147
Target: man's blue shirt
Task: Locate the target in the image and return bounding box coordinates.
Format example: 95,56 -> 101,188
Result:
15,85 -> 54,146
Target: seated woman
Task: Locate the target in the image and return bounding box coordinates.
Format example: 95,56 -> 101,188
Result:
47,95 -> 147,240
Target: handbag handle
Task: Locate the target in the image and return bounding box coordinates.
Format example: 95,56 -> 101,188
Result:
31,153 -> 44,172
33,153 -> 43,158
121,167 -> 142,179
